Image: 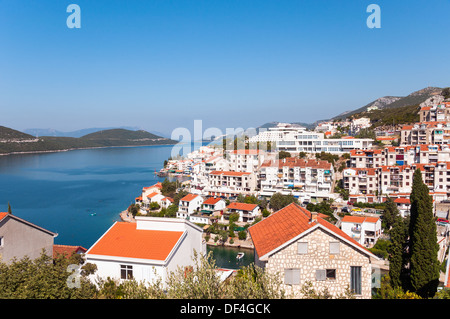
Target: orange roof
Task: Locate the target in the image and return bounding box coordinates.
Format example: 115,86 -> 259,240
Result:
231,149 -> 261,155
341,216 -> 380,224
0,212 -> 8,221
394,197 -> 410,204
249,203 -> 373,259
210,171 -> 251,176
53,245 -> 87,258
87,222 -> 183,261
180,193 -> 200,202
227,202 -> 258,211
146,192 -> 160,198
261,158 -> 332,170
203,197 -> 224,205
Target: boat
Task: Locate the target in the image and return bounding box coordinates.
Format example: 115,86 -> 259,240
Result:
236,252 -> 245,260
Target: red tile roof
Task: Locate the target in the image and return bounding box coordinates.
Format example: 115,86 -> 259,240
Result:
0,212 -> 8,221
227,202 -> 258,211
261,158 -> 332,170
249,203 -> 374,259
341,216 -> 380,224
210,171 -> 251,176
87,222 -> 183,261
180,193 -> 200,202
203,197 -> 224,205
394,197 -> 410,204
53,245 -> 87,258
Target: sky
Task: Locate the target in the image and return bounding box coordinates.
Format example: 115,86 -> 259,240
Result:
1,0 -> 450,137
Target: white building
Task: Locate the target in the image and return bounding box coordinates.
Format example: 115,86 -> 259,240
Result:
85,217 -> 205,286
340,216 -> 382,247
259,158 -> 334,203
249,123 -> 373,154
225,202 -> 260,224
177,194 -> 204,218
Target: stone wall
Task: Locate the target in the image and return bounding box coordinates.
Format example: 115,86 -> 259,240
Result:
265,227 -> 372,299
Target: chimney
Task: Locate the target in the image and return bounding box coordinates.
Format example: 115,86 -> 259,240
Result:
310,211 -> 318,223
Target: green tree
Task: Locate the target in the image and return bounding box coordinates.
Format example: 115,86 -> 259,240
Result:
0,251 -> 97,299
408,169 -> 440,298
269,193 -> 298,211
388,215 -> 409,289
382,197 -> 400,233
278,151 -> 291,160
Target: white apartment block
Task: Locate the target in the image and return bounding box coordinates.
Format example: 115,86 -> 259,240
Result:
259,157 -> 334,202
204,170 -> 257,199
249,123 -> 373,154
340,216 -> 382,247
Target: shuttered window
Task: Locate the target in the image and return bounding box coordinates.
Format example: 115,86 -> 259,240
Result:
329,242 -> 340,254
315,269 -> 326,281
297,242 -> 308,254
350,266 -> 362,295
284,268 -> 301,285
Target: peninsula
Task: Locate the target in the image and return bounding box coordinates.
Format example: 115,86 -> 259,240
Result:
0,126 -> 177,155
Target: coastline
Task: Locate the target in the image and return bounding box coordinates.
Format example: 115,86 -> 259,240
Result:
0,142 -> 178,157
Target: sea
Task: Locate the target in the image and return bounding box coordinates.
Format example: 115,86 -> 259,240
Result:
0,144 -> 253,269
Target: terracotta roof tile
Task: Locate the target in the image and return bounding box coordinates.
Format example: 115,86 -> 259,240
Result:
249,203 -> 372,259
87,222 -> 183,261
227,202 -> 258,211
180,194 -> 200,202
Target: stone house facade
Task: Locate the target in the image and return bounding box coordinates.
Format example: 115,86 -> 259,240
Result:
249,203 -> 378,299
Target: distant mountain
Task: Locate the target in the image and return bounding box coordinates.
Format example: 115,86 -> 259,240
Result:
0,126 -> 177,155
255,86 -> 447,131
331,86 -> 443,120
24,126 -> 140,138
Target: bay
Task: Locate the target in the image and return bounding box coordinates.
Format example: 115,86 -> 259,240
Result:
0,145 -> 175,248
0,144 -> 254,269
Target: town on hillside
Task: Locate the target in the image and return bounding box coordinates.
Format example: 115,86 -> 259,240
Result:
2,96 -> 450,299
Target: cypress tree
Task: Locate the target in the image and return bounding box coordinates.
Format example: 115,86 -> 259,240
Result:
388,214 -> 408,289
408,169 -> 439,298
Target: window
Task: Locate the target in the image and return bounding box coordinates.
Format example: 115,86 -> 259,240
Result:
284,268 -> 301,285
0,236 -> 3,247
315,269 -> 336,281
350,266 -> 362,295
326,269 -> 336,280
297,242 -> 308,254
329,242 -> 340,254
120,265 -> 133,280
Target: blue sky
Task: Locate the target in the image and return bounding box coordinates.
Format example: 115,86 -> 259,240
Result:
1,0 -> 449,136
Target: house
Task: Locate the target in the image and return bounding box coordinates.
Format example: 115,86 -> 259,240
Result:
340,216 -> 382,247
393,197 -> 411,218
202,197 -> 227,213
160,196 -> 174,209
248,203 -> 379,299
177,194 -> 204,219
0,212 -> 57,264
225,202 -> 260,223
53,244 -> 87,259
85,216 -> 205,286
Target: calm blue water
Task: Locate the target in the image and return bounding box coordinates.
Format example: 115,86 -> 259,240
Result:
0,145 -> 175,248
0,144 -> 254,269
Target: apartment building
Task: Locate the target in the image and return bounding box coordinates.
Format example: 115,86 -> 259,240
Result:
400,122 -> 450,146
249,123 -> 373,154
343,167 -> 378,197
259,157 -> 334,202
419,102 -> 450,122
227,149 -> 267,173
340,216 -> 382,247
204,170 -> 257,199
344,161 -> 450,201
